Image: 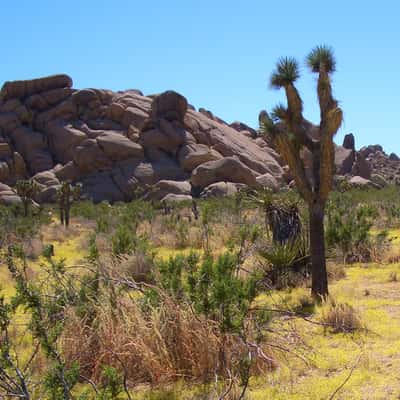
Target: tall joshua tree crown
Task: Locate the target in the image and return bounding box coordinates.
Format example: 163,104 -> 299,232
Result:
260,45 -> 343,298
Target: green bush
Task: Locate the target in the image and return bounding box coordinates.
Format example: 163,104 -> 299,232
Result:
156,252 -> 261,334
326,193 -> 379,262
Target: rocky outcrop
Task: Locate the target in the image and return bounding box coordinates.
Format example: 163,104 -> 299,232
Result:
0,74 -> 287,203
0,73 -> 398,204
335,145 -> 355,175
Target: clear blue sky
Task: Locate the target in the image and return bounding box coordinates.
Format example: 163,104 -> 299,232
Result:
1,1 -> 399,153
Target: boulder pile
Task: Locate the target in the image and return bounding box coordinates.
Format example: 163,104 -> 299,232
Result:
0,74 -> 398,205
0,74 -> 284,204
335,133 -> 400,188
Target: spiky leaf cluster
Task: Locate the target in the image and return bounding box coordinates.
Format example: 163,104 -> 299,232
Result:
270,57 -> 300,88
306,45 -> 336,73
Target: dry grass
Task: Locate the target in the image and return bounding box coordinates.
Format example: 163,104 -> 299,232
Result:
61,292 -> 275,388
388,271 -> 398,282
320,298 -> 363,333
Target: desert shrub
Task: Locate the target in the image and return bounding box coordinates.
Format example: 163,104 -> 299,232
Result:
326,193 -> 380,263
163,210 -> 191,249
258,230 -> 310,289
156,252 -> 263,334
0,204 -> 51,248
320,299 -> 362,333
112,224 -> 136,256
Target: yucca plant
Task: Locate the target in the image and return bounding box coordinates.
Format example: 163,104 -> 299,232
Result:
259,239 -> 306,288
260,45 -> 343,298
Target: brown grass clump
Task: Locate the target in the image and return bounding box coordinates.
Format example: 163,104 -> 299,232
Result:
61,293 -> 275,388
327,262 -> 346,281
388,271 -> 398,282
320,299 -> 362,333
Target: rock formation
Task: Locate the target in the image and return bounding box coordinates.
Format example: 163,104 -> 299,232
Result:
0,74 -> 284,204
335,134 -> 400,188
0,74 -> 398,205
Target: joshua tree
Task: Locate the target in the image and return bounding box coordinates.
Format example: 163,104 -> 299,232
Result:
260,45 -> 343,298
56,182 -> 81,227
15,179 -> 39,216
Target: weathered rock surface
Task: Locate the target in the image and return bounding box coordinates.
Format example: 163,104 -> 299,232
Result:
191,157 -> 258,189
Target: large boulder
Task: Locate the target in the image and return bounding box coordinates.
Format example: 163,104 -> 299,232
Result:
10,127 -> 53,174
0,183 -> 21,205
0,143 -> 12,158
140,120 -> 194,154
389,153 -> 400,161
46,121 -> 87,163
256,173 -> 279,191
96,132 -> 144,161
32,170 -> 60,187
348,176 -> 376,188
146,180 -> 191,201
351,154 -> 371,180
160,193 -> 193,203
191,156 -> 258,189
359,145 -> 383,159
335,145 -> 355,175
1,74 -> 73,100
343,133 -> 355,151
120,106 -> 149,130
151,91 -> 188,123
73,139 -> 112,173
186,110 -> 283,178
81,172 -> 125,203
200,182 -> 245,198
116,156 -> 184,186
178,143 -> 222,171
54,161 -> 81,182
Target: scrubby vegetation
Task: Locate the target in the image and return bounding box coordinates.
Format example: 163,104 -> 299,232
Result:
1,185 -> 400,398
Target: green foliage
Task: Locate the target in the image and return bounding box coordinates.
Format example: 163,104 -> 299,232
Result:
87,233 -> 100,263
156,252 -> 261,333
306,45 -> 336,73
270,57 -> 300,88
15,179 -> 40,216
43,362 -> 81,400
112,224 -> 135,256
326,193 -> 379,262
0,203 -> 51,246
98,366 -> 125,399
258,234 -> 309,289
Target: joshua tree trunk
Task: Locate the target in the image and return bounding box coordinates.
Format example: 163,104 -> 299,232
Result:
65,201 -> 70,228
23,200 -> 29,217
59,206 -> 64,226
309,203 -> 328,298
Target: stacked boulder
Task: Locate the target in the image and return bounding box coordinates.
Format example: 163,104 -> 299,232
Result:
0,74 -> 284,204
334,133 -> 400,188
